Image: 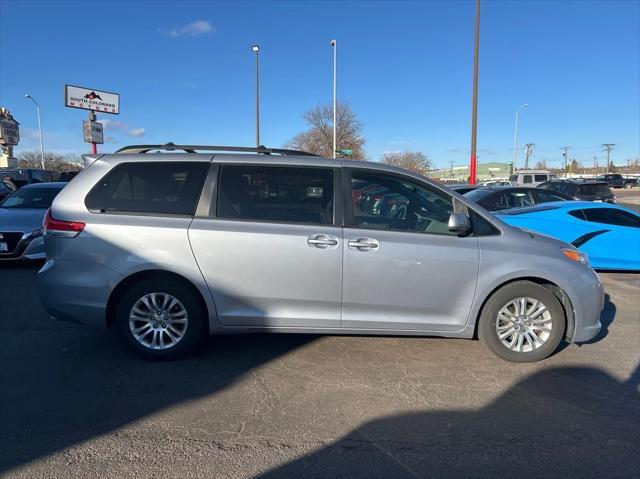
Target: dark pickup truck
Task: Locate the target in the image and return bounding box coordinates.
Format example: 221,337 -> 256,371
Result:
596,173 -> 637,189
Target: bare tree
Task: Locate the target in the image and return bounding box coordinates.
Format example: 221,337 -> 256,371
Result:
534,160 -> 547,170
381,151 -> 432,175
17,151 -> 82,172
287,102 -> 366,159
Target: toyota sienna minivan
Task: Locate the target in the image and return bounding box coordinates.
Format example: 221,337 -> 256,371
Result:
38,144 -> 604,362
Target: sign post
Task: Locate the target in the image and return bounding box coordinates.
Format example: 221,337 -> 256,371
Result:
65,85 -> 119,154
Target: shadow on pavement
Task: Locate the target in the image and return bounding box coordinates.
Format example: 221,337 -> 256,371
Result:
0,265 -> 315,473
259,365 -> 640,478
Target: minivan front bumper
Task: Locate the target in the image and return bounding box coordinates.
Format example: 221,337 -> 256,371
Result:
38,259 -> 122,328
568,267 -> 604,343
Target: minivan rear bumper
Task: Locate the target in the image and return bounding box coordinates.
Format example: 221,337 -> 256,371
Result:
38,259 -> 122,328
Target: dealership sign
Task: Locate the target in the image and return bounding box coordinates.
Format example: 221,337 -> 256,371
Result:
0,109 -> 20,146
83,120 -> 104,144
65,85 -> 120,114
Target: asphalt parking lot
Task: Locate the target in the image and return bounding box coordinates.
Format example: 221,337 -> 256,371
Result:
1,260 -> 638,478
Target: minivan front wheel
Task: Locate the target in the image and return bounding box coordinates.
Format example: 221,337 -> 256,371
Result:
479,281 -> 565,362
116,278 -> 206,359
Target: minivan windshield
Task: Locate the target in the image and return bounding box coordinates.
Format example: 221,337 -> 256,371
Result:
0,186 -> 62,209
577,183 -> 611,196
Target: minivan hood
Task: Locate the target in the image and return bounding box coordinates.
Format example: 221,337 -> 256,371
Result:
0,208 -> 46,233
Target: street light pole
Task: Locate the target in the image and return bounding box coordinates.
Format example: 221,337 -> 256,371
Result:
251,45 -> 260,148
512,103 -> 528,171
25,94 -> 45,169
469,0 -> 480,185
330,40 -> 337,159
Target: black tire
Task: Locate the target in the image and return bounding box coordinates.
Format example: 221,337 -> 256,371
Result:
478,281 -> 566,363
115,277 -> 206,359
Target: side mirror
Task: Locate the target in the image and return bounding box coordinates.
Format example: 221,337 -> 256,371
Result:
448,212 -> 472,236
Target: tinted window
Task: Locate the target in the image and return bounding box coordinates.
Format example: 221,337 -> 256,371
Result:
568,210 -> 587,221
541,182 -> 562,192
534,174 -> 547,182
1,186 -> 62,209
86,162 -> 207,215
493,190 -> 534,210
217,165 -> 334,225
30,170 -> 44,183
508,175 -> 518,182
582,208 -> 640,228
350,173 -> 454,235
577,183 -> 611,196
522,175 -> 533,184
536,190 -> 569,203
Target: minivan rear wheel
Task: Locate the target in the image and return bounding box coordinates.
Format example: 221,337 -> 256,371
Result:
116,278 -> 206,359
478,281 -> 565,362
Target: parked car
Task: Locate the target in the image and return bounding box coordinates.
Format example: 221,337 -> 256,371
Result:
57,170 -> 81,182
39,143 -> 604,363
0,168 -> 59,188
623,176 -> 639,189
508,171 -> 557,187
464,186 -> 572,211
497,202 -> 640,271
479,180 -> 513,187
596,174 -> 625,189
537,179 -> 615,203
448,184 -> 480,195
0,182 -> 66,260
0,177 -> 16,202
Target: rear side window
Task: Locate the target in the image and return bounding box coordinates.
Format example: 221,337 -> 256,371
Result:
536,190 -> 569,203
582,208 -> 640,228
523,175 -> 532,184
216,165 -> 334,225
86,162 -> 208,215
577,184 -> 611,196
534,174 -> 547,182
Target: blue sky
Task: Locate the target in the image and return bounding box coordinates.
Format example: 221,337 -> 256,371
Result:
1,0 -> 638,169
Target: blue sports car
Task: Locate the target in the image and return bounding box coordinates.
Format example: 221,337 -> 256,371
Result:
496,201 -> 640,271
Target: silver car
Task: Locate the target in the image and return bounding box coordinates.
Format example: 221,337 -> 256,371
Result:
38,144 -> 604,362
0,182 -> 65,260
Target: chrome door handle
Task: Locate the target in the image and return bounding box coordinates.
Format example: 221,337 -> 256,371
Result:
308,234 -> 338,248
348,237 -> 379,251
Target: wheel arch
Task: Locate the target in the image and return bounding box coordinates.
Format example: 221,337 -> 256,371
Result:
106,269 -> 210,329
472,276 -> 575,341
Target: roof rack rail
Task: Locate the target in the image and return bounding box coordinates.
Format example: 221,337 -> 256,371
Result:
115,142 -> 319,157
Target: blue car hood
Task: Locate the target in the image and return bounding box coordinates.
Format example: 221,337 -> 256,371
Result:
0,208 -> 46,234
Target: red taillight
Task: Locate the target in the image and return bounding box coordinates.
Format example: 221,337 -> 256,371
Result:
43,208 -> 85,237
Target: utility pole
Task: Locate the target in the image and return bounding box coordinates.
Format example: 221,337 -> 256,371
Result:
560,146 -> 570,178
469,0 -> 480,185
330,39 -> 337,159
523,143 -> 533,169
602,144 -> 615,173
593,157 -> 598,178
449,160 -> 455,179
627,159 -> 631,178
251,45 -> 260,148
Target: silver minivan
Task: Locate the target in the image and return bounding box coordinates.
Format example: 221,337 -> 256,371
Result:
38,144 -> 604,362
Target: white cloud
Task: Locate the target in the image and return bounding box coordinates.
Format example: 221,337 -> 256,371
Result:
128,128 -> 145,138
100,120 -> 144,138
168,20 -> 214,38
100,119 -> 127,132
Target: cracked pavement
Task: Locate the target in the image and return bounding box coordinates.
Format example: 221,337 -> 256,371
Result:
1,264 -> 638,478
